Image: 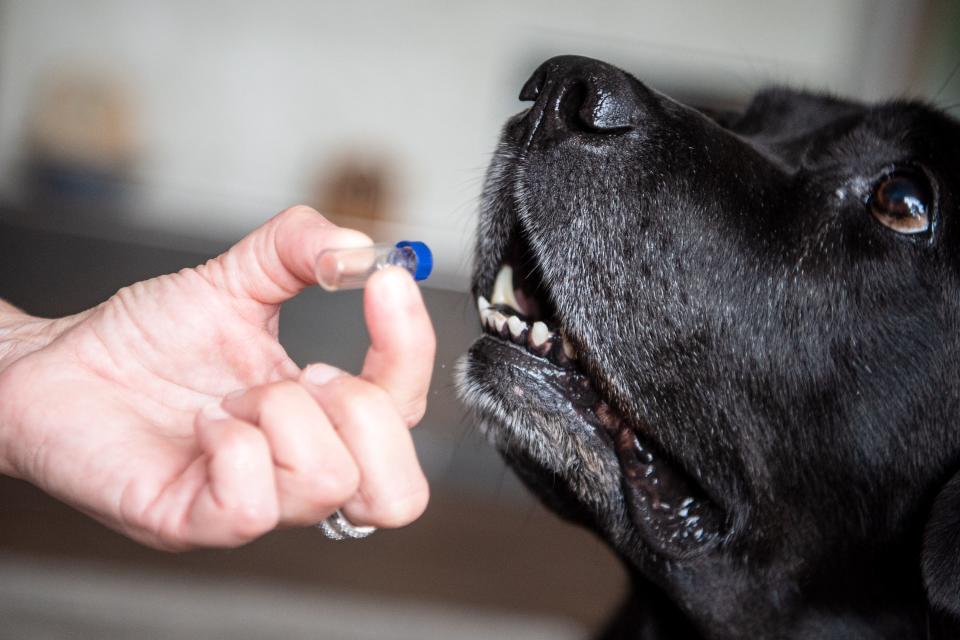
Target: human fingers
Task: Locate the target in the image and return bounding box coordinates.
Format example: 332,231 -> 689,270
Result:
221,381 -> 360,527
360,267 -> 436,426
181,404 -> 280,547
300,364 -> 430,528
198,205 -> 372,305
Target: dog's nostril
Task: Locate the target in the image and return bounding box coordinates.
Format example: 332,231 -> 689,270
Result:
519,67 -> 545,102
522,55 -> 640,138
558,81 -> 590,131
557,75 -> 636,134
578,84 -> 636,133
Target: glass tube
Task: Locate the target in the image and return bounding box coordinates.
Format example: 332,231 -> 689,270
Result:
314,241 -> 432,291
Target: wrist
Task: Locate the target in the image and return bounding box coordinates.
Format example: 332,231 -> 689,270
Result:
0,307 -> 40,372
0,301 -> 26,337
0,305 -> 84,478
0,303 -> 82,372
0,305 -> 29,477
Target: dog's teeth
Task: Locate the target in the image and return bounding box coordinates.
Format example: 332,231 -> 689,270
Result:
507,315 -> 525,337
491,265 -> 521,310
530,321 -> 550,347
479,297 -> 495,326
562,336 -> 576,359
493,312 -> 507,333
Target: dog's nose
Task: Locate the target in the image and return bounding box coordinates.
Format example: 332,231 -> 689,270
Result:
519,55 -> 640,138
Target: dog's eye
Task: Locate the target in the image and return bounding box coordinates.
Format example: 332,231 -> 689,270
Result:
868,171 -> 933,235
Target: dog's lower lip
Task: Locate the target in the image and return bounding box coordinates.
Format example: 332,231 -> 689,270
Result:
466,329 -> 724,558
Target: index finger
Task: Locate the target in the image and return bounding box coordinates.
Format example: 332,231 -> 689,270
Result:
360,266 -> 436,426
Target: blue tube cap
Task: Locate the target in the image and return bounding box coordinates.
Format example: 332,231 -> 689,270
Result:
396,241 -> 433,282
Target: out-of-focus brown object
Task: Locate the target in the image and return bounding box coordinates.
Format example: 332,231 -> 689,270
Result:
313,149 -> 401,237
24,69 -> 138,204
27,69 -> 138,173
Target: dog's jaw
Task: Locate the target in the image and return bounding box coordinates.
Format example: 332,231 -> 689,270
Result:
456,136 -> 727,564
455,338 -> 627,533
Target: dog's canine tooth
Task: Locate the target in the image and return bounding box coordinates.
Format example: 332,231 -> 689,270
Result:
507,315 -> 525,337
491,265 -> 521,310
562,335 -> 576,359
530,321 -> 550,347
477,295 -> 491,314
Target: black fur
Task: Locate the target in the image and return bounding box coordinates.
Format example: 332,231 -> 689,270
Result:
457,56 -> 960,639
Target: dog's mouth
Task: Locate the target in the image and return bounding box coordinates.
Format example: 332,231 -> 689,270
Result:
477,226 -> 574,368
467,225 -> 724,560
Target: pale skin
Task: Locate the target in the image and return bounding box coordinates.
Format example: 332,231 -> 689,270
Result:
0,205 -> 436,551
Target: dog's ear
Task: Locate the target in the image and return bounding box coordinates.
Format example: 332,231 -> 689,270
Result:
922,470 -> 960,636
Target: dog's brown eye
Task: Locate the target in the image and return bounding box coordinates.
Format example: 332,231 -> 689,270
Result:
868,171 -> 932,235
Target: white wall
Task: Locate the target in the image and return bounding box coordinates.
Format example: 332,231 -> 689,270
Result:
0,0 -> 929,289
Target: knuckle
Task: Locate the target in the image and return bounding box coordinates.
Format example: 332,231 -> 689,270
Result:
336,383 -> 392,424
304,461 -> 360,509
216,424 -> 262,454
229,503 -> 278,543
365,479 -> 430,528
159,539 -> 195,553
277,204 -> 327,226
258,380 -> 306,410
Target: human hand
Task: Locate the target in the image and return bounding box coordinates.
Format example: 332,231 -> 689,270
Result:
0,206 -> 435,550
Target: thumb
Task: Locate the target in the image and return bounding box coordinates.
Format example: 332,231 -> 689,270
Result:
200,205 -> 372,305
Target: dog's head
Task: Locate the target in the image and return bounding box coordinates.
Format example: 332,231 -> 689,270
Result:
457,56 -> 960,638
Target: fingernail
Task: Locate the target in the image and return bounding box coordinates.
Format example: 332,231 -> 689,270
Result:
304,363 -> 343,386
201,403 -> 231,421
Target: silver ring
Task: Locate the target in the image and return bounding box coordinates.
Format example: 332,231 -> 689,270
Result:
318,510 -> 377,540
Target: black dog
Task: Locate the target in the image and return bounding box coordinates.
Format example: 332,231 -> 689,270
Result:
457,55 -> 960,639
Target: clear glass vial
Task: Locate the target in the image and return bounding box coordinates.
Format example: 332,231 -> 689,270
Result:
314,241 -> 433,291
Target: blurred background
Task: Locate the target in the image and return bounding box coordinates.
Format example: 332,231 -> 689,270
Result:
0,0 -> 958,638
